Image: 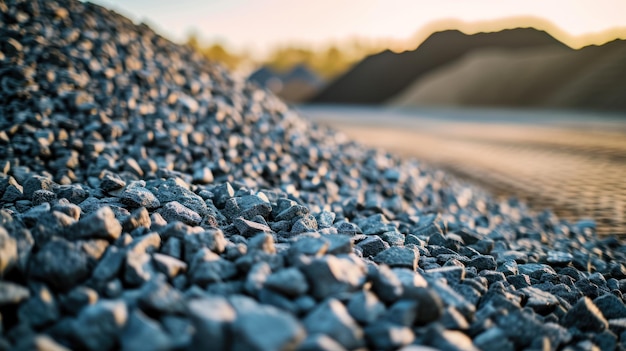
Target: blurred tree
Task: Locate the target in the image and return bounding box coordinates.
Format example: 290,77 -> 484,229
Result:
185,33 -> 388,80
185,33 -> 241,70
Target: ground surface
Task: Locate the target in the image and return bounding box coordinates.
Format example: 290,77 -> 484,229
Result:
300,105 -> 626,236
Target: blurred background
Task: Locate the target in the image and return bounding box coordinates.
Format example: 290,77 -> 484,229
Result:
88,0 -> 626,235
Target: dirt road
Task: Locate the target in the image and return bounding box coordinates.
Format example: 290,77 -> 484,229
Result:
299,105 -> 626,235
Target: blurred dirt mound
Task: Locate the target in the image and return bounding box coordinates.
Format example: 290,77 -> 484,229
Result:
310,28 -> 565,104
391,39 -> 626,111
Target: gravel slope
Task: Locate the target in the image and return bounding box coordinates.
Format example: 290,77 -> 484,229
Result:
1,1 -> 626,350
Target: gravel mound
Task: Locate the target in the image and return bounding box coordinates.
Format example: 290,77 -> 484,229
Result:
1,1 -> 626,350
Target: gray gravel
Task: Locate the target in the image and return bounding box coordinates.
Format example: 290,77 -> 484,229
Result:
1,0 -> 626,350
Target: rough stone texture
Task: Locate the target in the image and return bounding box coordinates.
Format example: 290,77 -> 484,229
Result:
0,1 -> 625,350
67,207 -> 122,241
562,297 -> 609,332
303,299 -> 365,350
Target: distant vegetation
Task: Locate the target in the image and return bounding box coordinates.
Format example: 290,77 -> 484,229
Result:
185,33 -> 386,80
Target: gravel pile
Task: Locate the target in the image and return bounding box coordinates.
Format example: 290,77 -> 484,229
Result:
1,1 -> 626,350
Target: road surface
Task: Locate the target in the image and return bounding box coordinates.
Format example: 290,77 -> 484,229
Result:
298,105 -> 626,236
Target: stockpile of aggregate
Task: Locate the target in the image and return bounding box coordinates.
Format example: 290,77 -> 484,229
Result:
1,1 -> 626,350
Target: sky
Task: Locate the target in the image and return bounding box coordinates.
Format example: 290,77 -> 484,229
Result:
89,0 -> 626,55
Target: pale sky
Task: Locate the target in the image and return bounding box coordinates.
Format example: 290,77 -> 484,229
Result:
89,0 -> 626,55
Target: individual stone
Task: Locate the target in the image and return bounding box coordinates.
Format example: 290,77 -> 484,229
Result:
158,201 -> 202,226
231,301 -> 306,351
188,248 -> 238,286
99,172 -> 126,192
424,326 -> 480,351
426,266 -> 465,283
300,255 -> 365,299
562,297 -> 609,332
153,253 -> 187,278
374,247 -> 419,270
32,189 -> 57,205
28,239 -> 90,291
120,310 -> 171,351
188,296 -> 236,350
222,195 -> 271,220
0,226 -> 17,275
183,228 -> 227,260
122,207 -> 151,233
347,290 -> 386,324
519,287 -> 560,314
72,300 -> 128,351
67,207 -> 122,241
0,281 -> 30,306
120,185 -> 160,209
371,264 -> 404,303
356,235 -> 388,257
364,322 -> 414,351
303,299 -> 364,350
233,217 -> 272,238
264,267 -> 309,297
473,327 -> 514,351
60,286 -> 98,316
546,251 -> 574,266
17,284 -> 60,328
467,255 -> 496,272
593,294 -> 626,319
137,277 -> 186,315
92,246 -> 125,282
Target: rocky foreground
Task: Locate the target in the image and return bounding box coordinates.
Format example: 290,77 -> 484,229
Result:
1,1 -> 626,350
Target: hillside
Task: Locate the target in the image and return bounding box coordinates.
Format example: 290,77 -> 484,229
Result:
390,39 -> 626,111
310,28 -> 566,104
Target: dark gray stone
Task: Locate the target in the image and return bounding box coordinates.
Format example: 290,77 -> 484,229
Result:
188,248 -> 238,286
373,247 -> 419,270
231,301 -> 306,351
364,322 -> 414,351
562,297 -> 608,332
67,206 -> 122,241
303,299 -> 364,350
233,217 -> 272,238
593,294 -> 626,319
152,253 -> 187,278
188,296 -> 236,351
264,267 -> 309,297
29,239 -> 90,291
371,264 -> 404,303
519,287 -> 559,314
158,201 -> 201,226
72,300 -> 128,351
300,255 -> 365,299
120,310 -> 171,351
347,290 -> 386,324
120,184 -> 160,209
356,235 -> 388,257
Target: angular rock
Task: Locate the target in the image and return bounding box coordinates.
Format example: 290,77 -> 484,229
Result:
300,255 -> 365,299
72,300 -> 128,351
373,247 -> 419,270
562,297 -> 608,332
158,201 -> 201,226
264,267 -> 309,297
188,296 -> 236,350
67,206 -> 122,241
120,185 -> 160,209
29,239 -> 90,291
231,301 -> 306,351
303,299 -> 364,350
